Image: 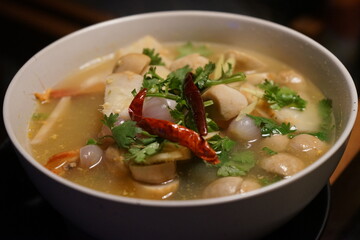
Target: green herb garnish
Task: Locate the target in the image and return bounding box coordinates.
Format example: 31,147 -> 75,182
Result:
217,150 -> 256,177
126,142 -> 161,163
262,147 -> 278,156
31,112 -> 48,121
207,135 -> 255,177
101,113 -> 161,162
177,42 -> 212,58
142,48 -> 165,65
259,174 -> 282,186
193,63 -> 246,89
208,135 -> 236,162
247,114 -> 297,137
86,138 -> 99,145
309,98 -> 334,141
111,120 -> 143,149
259,79 -> 307,111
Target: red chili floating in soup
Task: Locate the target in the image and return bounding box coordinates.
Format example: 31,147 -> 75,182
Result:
184,72 -> 208,136
129,88 -> 219,164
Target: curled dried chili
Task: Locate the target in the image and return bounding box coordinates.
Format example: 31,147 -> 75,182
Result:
184,72 -> 208,136
129,88 -> 219,164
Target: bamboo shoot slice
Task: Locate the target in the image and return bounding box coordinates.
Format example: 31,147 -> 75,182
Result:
31,96 -> 71,145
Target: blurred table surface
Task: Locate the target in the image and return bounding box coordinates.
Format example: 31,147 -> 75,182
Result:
0,0 -> 359,239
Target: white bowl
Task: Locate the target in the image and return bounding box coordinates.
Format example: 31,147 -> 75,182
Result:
3,11 -> 358,240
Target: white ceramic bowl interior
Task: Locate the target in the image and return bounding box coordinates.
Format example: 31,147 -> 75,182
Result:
3,11 -> 358,240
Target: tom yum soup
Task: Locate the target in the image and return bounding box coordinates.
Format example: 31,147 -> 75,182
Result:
29,36 -> 334,200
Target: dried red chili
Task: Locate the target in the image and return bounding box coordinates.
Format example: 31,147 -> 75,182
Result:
184,72 -> 208,136
129,88 -> 219,164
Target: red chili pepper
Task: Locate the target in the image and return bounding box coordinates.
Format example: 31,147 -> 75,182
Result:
129,88 -> 219,164
128,88 -> 147,122
184,72 -> 208,136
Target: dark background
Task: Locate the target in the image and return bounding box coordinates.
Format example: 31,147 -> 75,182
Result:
1,0 -> 359,239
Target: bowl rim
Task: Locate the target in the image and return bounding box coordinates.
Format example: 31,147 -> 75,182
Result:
3,10 -> 358,207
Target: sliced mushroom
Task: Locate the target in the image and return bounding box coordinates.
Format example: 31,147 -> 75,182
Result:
258,152 -> 305,177
170,53 -> 209,71
225,50 -> 265,73
202,177 -> 243,199
146,143 -> 192,164
102,71 -> 143,118
202,84 -> 248,123
133,178 -> 179,200
129,161 -> 177,184
113,53 -> 151,74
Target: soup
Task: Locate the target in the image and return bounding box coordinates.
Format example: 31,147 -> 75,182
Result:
28,36 -> 334,200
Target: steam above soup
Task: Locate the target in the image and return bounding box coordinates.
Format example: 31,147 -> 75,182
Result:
29,36 -> 334,200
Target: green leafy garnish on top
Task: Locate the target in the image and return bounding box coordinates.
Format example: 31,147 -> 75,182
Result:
101,113 -> 161,163
217,150 -> 256,177
207,134 -> 256,177
31,112 -> 49,121
262,147 -> 278,156
177,42 -> 212,58
308,98 -> 334,141
247,114 -> 297,137
134,63 -> 246,133
194,63 -> 246,89
259,79 -> 307,111
142,48 -> 165,66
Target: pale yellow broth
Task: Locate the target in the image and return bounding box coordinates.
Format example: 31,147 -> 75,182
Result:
28,42 -> 332,200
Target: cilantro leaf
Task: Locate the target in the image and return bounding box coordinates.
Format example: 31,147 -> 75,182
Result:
169,107 -> 185,124
102,113 -> 119,129
142,48 -> 165,65
206,117 -> 219,132
31,112 -> 48,121
177,42 -> 212,58
309,98 -> 334,141
208,135 -> 236,162
247,114 -> 296,137
86,138 -> 99,145
167,65 -> 192,94
259,79 -> 307,111
262,147 -> 278,156
204,72 -> 246,88
127,142 -> 161,163
191,62 -> 245,90
142,67 -> 165,93
259,174 -> 282,186
217,151 -> 256,177
194,63 -> 216,89
111,120 -> 143,149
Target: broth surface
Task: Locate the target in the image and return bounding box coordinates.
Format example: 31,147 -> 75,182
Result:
28,39 -> 333,200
